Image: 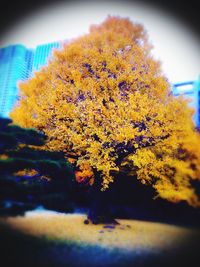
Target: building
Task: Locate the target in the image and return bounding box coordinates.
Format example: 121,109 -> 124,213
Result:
0,41 -> 61,117
0,44 -> 34,118
172,77 -> 200,127
32,41 -> 61,72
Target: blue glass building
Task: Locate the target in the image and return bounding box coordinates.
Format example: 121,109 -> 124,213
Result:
0,44 -> 34,118
32,41 -> 61,72
0,41 -> 61,117
173,77 -> 200,127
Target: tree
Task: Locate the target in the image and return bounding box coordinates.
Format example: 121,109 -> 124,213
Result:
0,118 -> 75,215
10,16 -> 200,222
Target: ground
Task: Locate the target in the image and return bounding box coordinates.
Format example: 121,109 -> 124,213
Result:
0,209 -> 200,267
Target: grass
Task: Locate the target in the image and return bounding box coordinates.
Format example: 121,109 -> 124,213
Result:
0,210 -> 200,267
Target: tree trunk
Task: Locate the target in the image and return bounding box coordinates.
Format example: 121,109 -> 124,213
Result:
86,171 -> 119,224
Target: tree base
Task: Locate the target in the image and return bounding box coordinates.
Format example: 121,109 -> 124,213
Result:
86,213 -> 119,225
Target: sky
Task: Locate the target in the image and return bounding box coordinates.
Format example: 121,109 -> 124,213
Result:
1,0 -> 200,84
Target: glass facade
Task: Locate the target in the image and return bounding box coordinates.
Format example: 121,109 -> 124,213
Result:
172,78 -> 200,127
0,45 -> 34,118
33,41 -> 61,72
0,41 -> 61,118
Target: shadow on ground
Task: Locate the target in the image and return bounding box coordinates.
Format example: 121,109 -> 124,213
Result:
0,221 -> 200,267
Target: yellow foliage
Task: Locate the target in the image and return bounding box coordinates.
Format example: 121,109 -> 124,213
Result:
14,169 -> 38,177
10,16 -> 200,206
0,154 -> 8,160
75,163 -> 94,185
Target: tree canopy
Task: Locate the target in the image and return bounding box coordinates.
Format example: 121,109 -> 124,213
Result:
10,16 -> 200,207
